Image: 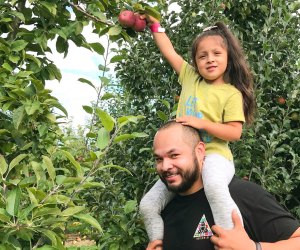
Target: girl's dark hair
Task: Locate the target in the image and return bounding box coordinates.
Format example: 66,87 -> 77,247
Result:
191,22 -> 255,124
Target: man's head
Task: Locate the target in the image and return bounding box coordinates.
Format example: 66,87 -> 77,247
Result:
153,121 -> 205,195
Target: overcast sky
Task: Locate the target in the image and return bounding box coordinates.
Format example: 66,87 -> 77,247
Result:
46,25 -> 104,128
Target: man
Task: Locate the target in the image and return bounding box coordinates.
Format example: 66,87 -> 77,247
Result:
145,121 -> 300,250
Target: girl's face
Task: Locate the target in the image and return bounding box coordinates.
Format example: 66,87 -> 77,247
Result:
195,35 -> 228,84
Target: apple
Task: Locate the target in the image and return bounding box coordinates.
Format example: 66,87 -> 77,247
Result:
277,96 -> 286,105
133,14 -> 146,32
118,10 -> 135,28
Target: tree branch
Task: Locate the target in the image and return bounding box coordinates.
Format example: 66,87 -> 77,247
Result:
67,1 -> 114,26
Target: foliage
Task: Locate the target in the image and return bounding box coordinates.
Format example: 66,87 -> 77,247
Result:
0,0 -> 155,248
0,0 -> 299,249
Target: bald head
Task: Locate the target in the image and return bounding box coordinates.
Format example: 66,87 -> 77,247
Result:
156,121 -> 202,148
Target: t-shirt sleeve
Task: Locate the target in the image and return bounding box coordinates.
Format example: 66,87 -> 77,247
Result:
223,91 -> 245,123
178,61 -> 199,87
230,179 -> 300,242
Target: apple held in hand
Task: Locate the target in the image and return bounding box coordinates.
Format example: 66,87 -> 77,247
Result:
133,14 -> 146,32
118,10 -> 146,32
118,10 -> 135,28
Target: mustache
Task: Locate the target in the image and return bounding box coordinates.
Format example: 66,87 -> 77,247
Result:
161,170 -> 180,178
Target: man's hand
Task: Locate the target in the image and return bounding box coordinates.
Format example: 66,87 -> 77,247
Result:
210,210 -> 256,250
146,240 -> 163,250
176,116 -> 208,130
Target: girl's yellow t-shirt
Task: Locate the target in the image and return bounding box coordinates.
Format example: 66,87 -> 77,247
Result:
177,61 -> 245,160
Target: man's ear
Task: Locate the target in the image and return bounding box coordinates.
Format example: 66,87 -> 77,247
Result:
195,141 -> 205,166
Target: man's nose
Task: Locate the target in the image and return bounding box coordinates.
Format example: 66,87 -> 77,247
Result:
160,158 -> 173,171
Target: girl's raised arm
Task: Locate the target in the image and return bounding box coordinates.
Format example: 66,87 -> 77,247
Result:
146,16 -> 183,74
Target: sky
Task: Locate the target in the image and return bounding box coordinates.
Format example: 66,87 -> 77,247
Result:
45,25 -> 105,128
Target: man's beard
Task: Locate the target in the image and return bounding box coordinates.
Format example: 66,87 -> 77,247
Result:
159,159 -> 200,194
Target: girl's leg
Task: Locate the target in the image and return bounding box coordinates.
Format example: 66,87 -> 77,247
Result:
139,179 -> 175,241
202,154 -> 243,229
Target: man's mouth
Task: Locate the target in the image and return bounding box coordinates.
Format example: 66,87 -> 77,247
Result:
162,172 -> 180,182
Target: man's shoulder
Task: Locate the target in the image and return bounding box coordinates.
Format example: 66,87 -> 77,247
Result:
229,177 -> 267,202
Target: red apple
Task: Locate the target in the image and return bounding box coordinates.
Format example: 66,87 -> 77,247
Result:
133,14 -> 146,32
277,96 -> 286,105
118,10 -> 135,28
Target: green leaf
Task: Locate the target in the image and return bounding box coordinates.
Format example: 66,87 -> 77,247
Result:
25,100 -> 40,115
144,6 -> 162,21
74,213 -> 103,233
6,187 -> 21,216
10,11 -> 25,22
0,208 -> 11,223
101,93 -> 115,100
8,154 -> 27,173
56,36 -> 68,54
131,132 -> 148,138
83,105 -> 93,114
86,132 -> 97,138
100,164 -> 132,176
81,182 -> 105,189
114,132 -> 148,143
40,1 -> 57,16
2,62 -> 13,72
26,188 -> 39,205
97,127 -> 110,150
89,42 -> 105,55
114,134 -> 135,143
34,207 -> 61,218
0,155 -> 8,176
11,40 -> 28,51
61,206 -> 86,217
16,71 -> 33,78
25,54 -> 42,67
157,110 -> 168,121
46,63 -> 62,81
60,150 -> 83,177
42,156 -> 56,181
39,229 -> 57,245
124,200 -> 137,214
110,55 -> 124,63
95,108 -> 115,132
32,161 -> 46,183
78,77 -> 96,89
108,25 -> 122,36
12,105 -> 25,129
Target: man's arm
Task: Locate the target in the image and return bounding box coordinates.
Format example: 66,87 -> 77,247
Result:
211,210 -> 300,250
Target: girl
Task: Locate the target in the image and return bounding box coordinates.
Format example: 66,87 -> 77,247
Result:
139,17 -> 255,246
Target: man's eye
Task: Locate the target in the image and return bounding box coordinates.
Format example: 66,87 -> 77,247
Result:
170,154 -> 178,159
155,157 -> 162,163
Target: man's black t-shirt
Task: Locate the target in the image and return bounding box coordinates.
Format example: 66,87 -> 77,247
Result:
161,177 -> 300,250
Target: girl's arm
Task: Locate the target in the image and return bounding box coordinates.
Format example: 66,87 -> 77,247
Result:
146,16 -> 183,74
176,116 -> 243,141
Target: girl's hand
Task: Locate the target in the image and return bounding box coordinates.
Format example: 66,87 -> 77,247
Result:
140,14 -> 160,26
176,116 -> 208,130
